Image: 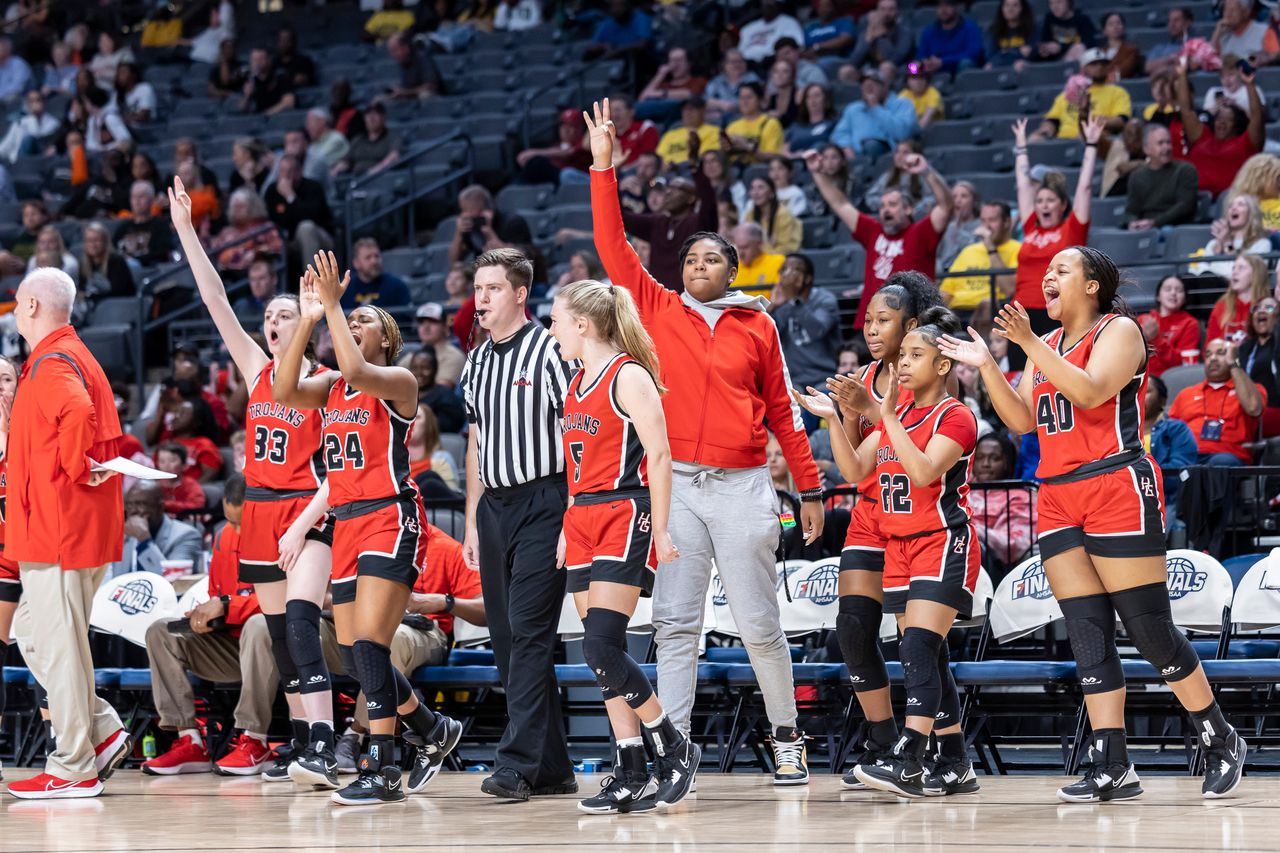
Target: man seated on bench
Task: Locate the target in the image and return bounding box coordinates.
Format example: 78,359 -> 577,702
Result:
142,475 -> 279,776
320,520 -> 484,774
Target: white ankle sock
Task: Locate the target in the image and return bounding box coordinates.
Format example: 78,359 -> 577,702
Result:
180,728 -> 203,747
618,736 -> 644,748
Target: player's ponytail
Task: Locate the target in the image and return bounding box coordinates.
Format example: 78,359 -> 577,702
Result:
913,306 -> 965,374
558,279 -> 666,393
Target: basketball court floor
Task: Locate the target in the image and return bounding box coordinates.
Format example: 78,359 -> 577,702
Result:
3,770 -> 1278,853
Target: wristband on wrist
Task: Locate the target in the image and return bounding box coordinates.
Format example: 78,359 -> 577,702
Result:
799,487 -> 824,503
444,593 -> 456,613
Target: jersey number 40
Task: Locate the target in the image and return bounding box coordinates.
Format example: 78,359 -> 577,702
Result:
323,432 -> 366,471
1036,391 -> 1075,435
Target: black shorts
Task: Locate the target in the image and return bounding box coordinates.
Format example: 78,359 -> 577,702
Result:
563,494 -> 656,597
0,576 -> 20,603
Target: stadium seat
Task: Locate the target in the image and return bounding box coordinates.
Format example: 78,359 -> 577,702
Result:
1088,228 -> 1161,265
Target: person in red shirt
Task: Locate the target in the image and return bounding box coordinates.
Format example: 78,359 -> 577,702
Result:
5,268 -> 130,800
1209,253 -> 1269,344
1140,275 -> 1202,376
141,474 -> 280,777
807,148 -> 954,329
591,93 -> 658,167
1175,56 -> 1264,197
155,443 -> 207,515
1169,337 -> 1266,464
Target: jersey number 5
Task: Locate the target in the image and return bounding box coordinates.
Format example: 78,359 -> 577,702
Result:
879,473 -> 911,514
1036,391 -> 1075,435
253,425 -> 289,465
323,432 -> 366,471
569,441 -> 584,483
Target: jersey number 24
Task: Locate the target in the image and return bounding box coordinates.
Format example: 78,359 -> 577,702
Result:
323,432 -> 366,470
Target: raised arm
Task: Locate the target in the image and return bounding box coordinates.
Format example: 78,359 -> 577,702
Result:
615,363 -> 678,562
1245,70 -> 1266,152
938,327 -> 1036,434
912,153 -> 953,234
1175,57 -> 1204,143
1012,119 -> 1036,224
169,177 -> 271,381
803,148 -> 859,233
271,275 -> 333,410
1074,116 -> 1104,224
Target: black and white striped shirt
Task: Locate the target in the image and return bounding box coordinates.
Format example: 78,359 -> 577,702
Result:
461,320 -> 573,489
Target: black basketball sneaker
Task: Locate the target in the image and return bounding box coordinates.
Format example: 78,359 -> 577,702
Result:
289,741 -> 339,789
578,746 -> 658,815
922,754 -> 980,796
655,737 -> 701,809
406,714 -> 463,794
842,741 -> 891,790
331,759 -> 406,806
1202,729 -> 1247,799
1057,732 -> 1142,803
853,732 -> 928,799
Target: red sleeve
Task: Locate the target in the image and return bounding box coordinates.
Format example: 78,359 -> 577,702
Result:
33,360 -> 98,485
935,404 -> 978,454
452,297 -> 476,351
193,438 -> 222,474
1168,386 -> 1192,422
1207,302 -> 1225,344
635,124 -> 659,157
1172,313 -> 1202,358
852,213 -> 882,248
444,542 -> 483,599
590,167 -> 677,321
759,316 -> 822,491
1067,212 -> 1089,243
208,525 -> 258,626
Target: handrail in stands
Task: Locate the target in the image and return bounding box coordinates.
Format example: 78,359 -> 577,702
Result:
517,45 -> 638,150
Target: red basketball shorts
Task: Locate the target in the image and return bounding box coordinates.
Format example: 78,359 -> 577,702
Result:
1037,455 -> 1166,561
563,494 -> 656,597
330,495 -> 427,605
239,492 -> 333,583
840,496 -> 886,573
0,547 -> 18,603
883,524 -> 980,618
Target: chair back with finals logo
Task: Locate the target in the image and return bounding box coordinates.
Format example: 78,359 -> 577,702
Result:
989,555 -> 1064,643
1162,549 -> 1234,637
91,572 -> 183,647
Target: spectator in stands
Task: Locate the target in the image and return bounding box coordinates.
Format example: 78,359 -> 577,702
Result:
1147,8 -> 1195,76
303,108 -> 349,175
141,474 -> 278,776
132,152 -> 163,195
587,0 -> 653,57
187,1 -> 235,65
1099,13 -> 1143,79
112,62 -> 157,126
364,0 -> 415,41
1143,73 -> 1180,129
597,94 -> 658,168
804,0 -> 856,63
549,248 -> 608,305
447,184 -> 532,264
1142,375 -> 1197,515
849,0 -> 914,72
109,480 -> 203,579
700,148 -> 734,203
1206,55 -> 1266,113
968,433 -> 1035,568
207,38 -> 244,100
495,0 -> 542,32
784,84 -> 837,154
742,174 -> 803,253
918,0 -> 984,76
116,180 -> 174,267
264,154 -> 334,270
937,179 -> 979,270
386,32 -> 443,100
985,0 -> 1036,68
617,148 -> 717,291
763,59 -> 800,127
766,156 -> 807,217
2,200 -> 45,272
1178,51 -> 1266,198
408,348 -> 465,434
900,63 -> 944,129
865,139 -> 937,218
272,26 -> 316,89
232,254 -> 279,322
228,137 -> 271,194
1032,49 -> 1131,140
27,224 -> 77,281
1170,337 -> 1266,464
77,221 -> 134,302
637,47 -> 706,123
1142,275 -> 1202,376
41,40 -> 76,97
213,188 -> 283,271
656,97 -> 720,168
1210,252 -> 1269,342
723,82 -> 785,165
808,146 -> 952,326
1229,154 -> 1280,229
1193,194 -> 1270,277
1240,296 -> 1280,434
240,46 -> 294,115
154,443 -> 207,515
415,302 -> 465,386
342,237 -> 411,310
1213,0 -> 1267,60
337,103 -> 400,177
705,48 -> 760,123
774,38 -> 829,90
1101,117 -> 1147,197
169,138 -> 220,198
835,70 -> 917,161
769,252 -> 840,400
82,86 -> 130,153
943,200 -> 1019,315
515,108 -> 592,184
268,128 -> 327,188
0,89 -> 58,162
443,262 -> 471,309
149,382 -> 224,482
328,78 -> 364,139
730,221 -> 785,293
1126,124 -> 1199,230
1038,0 -> 1094,62
88,32 -> 131,91
408,404 -> 460,493
166,161 -> 218,236
738,0 -> 804,64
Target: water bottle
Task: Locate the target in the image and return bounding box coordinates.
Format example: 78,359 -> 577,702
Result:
142,732 -> 156,759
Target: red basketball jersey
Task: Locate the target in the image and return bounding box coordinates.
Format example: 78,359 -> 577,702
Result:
856,359 -> 914,496
321,377 -> 414,508
1032,314 -> 1146,479
0,458 -> 9,546
243,362 -> 325,491
563,354 -> 648,496
874,398 -> 976,537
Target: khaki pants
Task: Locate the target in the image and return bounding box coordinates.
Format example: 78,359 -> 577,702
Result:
14,562 -> 123,782
143,613 -> 278,735
319,618 -> 448,728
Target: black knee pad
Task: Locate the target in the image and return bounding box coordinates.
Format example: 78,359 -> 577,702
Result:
285,599 -> 330,695
1112,583 -> 1201,683
933,640 -> 962,730
1060,593 -> 1125,694
582,607 -> 653,710
899,627 -> 945,720
836,595 -> 889,692
338,643 -> 356,679
265,612 -> 300,694
352,639 -> 397,721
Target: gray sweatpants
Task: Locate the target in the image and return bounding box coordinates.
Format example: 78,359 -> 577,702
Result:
652,464 -> 796,733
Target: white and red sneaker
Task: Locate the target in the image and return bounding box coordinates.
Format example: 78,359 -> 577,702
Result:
142,735 -> 212,776
7,773 -> 104,799
215,734 -> 272,776
93,729 -> 132,780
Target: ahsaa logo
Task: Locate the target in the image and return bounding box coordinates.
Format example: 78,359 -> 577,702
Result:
1010,560 -> 1053,600
1165,556 -> 1206,600
111,578 -> 158,616
711,573 -> 727,607
794,563 -> 839,606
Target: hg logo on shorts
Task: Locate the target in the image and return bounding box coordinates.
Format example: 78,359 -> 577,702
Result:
1010,560 -> 1053,601
793,564 -> 839,606
111,578 -> 158,616
1165,556 -> 1206,600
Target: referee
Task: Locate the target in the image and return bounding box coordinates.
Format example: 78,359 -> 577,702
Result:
462,248 -> 577,801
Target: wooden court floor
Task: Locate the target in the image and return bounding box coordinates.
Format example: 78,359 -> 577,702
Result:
3,770 -> 1280,853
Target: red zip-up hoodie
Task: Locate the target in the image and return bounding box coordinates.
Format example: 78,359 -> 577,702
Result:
591,167 -> 821,491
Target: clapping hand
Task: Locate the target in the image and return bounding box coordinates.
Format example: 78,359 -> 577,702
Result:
792,387 -> 838,420
310,251 -> 350,310
992,301 -> 1037,348
825,373 -> 873,420
880,363 -> 901,421
938,326 -> 995,368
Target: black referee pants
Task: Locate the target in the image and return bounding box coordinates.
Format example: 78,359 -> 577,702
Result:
477,475 -> 573,786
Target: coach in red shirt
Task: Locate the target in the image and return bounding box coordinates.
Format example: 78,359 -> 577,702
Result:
807,149 -> 953,328
1169,338 -> 1266,465
6,268 -> 129,800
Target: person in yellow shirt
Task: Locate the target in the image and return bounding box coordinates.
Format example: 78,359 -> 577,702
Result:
730,221 -> 785,296
942,201 -> 1020,315
655,97 -> 721,167
1032,48 -> 1132,140
364,0 -> 416,41
724,82 -> 785,164
899,63 -> 944,128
